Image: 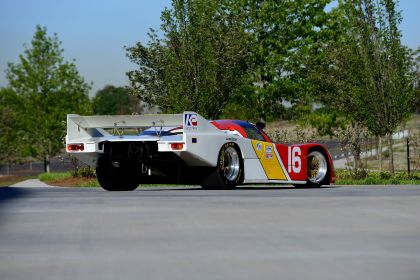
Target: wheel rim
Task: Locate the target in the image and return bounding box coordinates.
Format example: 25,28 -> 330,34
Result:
307,151 -> 328,184
223,147 -> 240,181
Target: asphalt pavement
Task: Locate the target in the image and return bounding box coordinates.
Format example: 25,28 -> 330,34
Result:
1,181 -> 420,280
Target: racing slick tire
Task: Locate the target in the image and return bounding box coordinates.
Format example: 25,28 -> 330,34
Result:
96,159 -> 139,191
201,143 -> 244,190
295,148 -> 330,188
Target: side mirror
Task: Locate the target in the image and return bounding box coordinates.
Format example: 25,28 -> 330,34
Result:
255,120 -> 266,130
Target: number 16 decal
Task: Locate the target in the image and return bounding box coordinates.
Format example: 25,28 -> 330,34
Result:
288,146 -> 302,173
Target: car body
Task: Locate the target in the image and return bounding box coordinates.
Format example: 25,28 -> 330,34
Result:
66,111 -> 334,191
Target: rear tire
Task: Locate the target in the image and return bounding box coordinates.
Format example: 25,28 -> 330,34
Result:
201,143 -> 243,190
96,159 -> 139,191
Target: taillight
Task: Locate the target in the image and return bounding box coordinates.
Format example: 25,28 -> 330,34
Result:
67,143 -> 84,151
170,143 -> 184,150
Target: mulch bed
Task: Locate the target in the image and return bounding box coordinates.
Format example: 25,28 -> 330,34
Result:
48,177 -> 98,187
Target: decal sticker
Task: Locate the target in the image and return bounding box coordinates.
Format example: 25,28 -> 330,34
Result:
265,145 -> 273,160
192,137 -> 197,143
184,113 -> 198,127
288,146 -> 302,173
251,140 -> 287,180
265,153 -> 273,159
226,137 -> 237,141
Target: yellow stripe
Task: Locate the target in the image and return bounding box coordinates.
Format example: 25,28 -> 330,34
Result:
251,140 -> 287,180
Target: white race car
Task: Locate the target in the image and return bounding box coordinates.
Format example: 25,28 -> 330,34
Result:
66,112 -> 334,191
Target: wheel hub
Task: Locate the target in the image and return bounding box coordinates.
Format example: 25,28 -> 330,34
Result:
223,147 -> 240,181
307,151 -> 327,184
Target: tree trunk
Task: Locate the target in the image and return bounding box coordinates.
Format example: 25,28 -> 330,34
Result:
44,154 -> 50,173
364,136 -> 368,169
388,133 -> 394,174
353,142 -> 361,173
378,136 -> 382,171
353,155 -> 357,170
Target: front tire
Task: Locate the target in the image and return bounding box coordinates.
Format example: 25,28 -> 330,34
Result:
96,160 -> 139,191
295,149 -> 330,188
201,143 -> 244,189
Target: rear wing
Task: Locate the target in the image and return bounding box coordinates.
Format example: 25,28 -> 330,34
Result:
66,111 -> 218,143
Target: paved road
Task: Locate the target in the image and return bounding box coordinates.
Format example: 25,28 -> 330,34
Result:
1,182 -> 420,280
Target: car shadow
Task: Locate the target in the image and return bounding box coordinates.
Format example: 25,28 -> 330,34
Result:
139,187 -> 202,191
137,185 -> 337,191
0,186 -> 30,204
235,185 -> 336,190
0,186 -> 32,226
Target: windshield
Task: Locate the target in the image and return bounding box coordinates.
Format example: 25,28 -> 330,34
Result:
233,121 -> 266,141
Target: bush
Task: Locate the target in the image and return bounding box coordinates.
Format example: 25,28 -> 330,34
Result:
379,171 -> 392,179
382,149 -> 390,159
68,154 -> 96,178
353,169 -> 368,179
390,178 -> 401,185
38,172 -> 72,182
335,169 -> 368,180
364,176 -> 381,185
335,169 -> 420,185
334,169 -> 353,180
78,167 -> 96,178
266,126 -> 318,144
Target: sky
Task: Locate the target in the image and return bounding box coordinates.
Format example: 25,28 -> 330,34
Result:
0,0 -> 419,97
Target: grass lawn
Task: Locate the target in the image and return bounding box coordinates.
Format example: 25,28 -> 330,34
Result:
38,172 -> 99,187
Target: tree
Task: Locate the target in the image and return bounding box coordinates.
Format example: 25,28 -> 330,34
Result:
92,85 -> 141,115
413,47 -> 420,114
298,107 -> 347,137
0,88 -> 31,172
126,0 -> 249,119
310,0 -> 415,173
232,0 -> 333,121
6,25 -> 91,172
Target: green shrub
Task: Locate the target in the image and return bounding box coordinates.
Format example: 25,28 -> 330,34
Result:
379,171 -> 392,179
390,178 -> 401,185
354,169 -> 368,179
38,172 -> 72,182
335,169 -> 420,185
335,169 -> 369,180
79,167 -> 96,178
364,176 -> 380,185
335,169 -> 353,180
71,166 -> 96,178
394,172 -> 408,180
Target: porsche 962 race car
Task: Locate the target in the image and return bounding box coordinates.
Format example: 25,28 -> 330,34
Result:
66,111 -> 334,191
